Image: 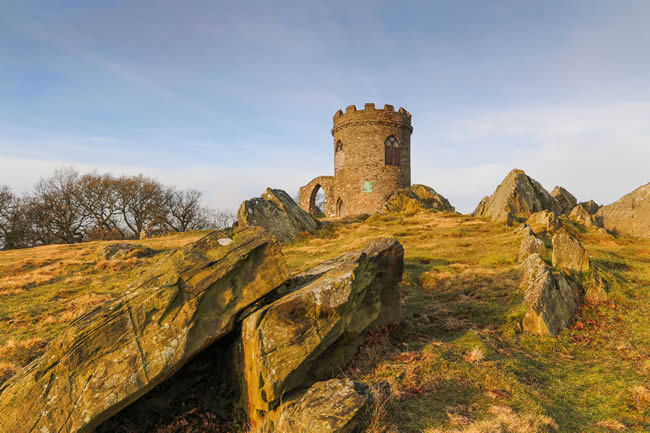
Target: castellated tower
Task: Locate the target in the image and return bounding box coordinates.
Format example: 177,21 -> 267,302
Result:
299,103 -> 412,217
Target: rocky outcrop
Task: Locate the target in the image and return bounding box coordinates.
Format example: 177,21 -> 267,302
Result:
585,268 -> 609,303
473,169 -> 561,223
383,184 -> 455,214
551,186 -> 577,215
0,227 -> 289,433
521,254 -> 583,336
569,205 -> 598,228
241,238 -> 404,426
517,224 -> 546,262
237,188 -> 321,243
578,200 -> 600,215
552,233 -> 589,274
275,379 -> 370,433
98,243 -> 154,260
526,210 -> 561,234
596,183 -> 650,238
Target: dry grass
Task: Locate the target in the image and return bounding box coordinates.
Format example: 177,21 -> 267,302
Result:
425,405 -> 558,433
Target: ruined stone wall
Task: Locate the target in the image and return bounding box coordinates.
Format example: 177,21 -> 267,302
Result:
298,103 -> 412,217
331,103 -> 412,216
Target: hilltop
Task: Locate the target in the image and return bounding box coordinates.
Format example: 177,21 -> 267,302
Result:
0,210 -> 648,433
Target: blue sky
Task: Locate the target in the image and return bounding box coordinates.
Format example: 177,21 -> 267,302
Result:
1,1 -> 649,213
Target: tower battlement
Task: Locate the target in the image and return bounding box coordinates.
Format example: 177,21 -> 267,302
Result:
332,103 -> 412,135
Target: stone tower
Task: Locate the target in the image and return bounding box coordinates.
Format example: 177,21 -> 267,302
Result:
299,103 -> 412,217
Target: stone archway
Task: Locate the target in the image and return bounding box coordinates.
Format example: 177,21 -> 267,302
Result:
336,198 -> 345,217
298,176 -> 335,217
309,184 -> 326,217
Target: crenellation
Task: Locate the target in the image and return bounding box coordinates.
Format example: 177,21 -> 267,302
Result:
300,103 -> 413,218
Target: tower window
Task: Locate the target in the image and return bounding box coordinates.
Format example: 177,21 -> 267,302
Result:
335,140 -> 345,170
384,136 -> 400,166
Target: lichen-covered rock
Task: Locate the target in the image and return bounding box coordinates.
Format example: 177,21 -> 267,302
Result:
517,224 -> 546,262
0,227 -> 289,433
578,200 -> 601,215
241,238 -> 403,426
552,232 -> 589,274
383,184 -> 455,214
98,243 -> 154,260
526,210 -> 561,234
275,379 -> 370,433
551,186 -> 578,215
237,188 -> 321,243
585,268 -> 609,303
472,169 -> 561,223
569,205 -> 598,228
521,254 -> 583,336
596,183 -> 650,238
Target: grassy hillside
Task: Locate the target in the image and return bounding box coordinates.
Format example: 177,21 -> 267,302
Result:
1,212 -> 648,432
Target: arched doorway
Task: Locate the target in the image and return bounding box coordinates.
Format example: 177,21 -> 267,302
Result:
336,198 -> 345,217
309,184 -> 326,217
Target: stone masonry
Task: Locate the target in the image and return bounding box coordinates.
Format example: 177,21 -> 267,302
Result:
299,103 -> 413,217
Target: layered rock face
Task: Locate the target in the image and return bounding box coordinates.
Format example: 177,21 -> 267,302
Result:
596,183 -> 650,238
276,379 -> 370,433
383,184 -> 455,214
473,169 -> 561,223
569,205 -> 598,228
551,186 -> 577,215
552,232 -> 590,274
516,224 -> 546,262
237,188 -> 321,243
526,210 -> 561,234
0,228 -> 289,433
521,254 -> 583,336
241,238 -> 404,426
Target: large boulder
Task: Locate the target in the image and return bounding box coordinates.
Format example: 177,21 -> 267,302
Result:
552,232 -> 589,274
578,200 -> 600,215
237,188 -> 321,243
0,227 -> 289,433
517,224 -> 546,262
473,169 -> 561,223
521,254 -> 583,336
275,379 -> 370,433
569,205 -> 598,228
595,183 -> 650,238
526,210 -> 561,234
551,186 -> 578,215
383,184 -> 455,214
241,238 -> 404,426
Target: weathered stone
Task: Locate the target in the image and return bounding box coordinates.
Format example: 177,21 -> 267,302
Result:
569,205 -> 598,228
241,238 -> 403,426
98,243 -> 154,260
596,183 -> 650,238
521,254 -> 583,336
238,188 -> 321,243
526,210 -> 561,234
552,232 -> 589,274
578,200 -> 601,215
383,184 -> 455,214
0,227 -> 289,433
551,186 -> 578,215
585,268 -> 609,303
299,104 -> 413,217
472,169 -> 561,222
517,225 -> 546,262
275,379 -> 370,433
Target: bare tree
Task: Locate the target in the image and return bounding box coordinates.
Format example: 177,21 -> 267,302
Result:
31,168 -> 90,244
116,175 -> 167,238
76,173 -> 123,240
163,189 -> 208,232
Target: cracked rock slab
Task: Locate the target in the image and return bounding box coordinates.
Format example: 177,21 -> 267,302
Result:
0,227 -> 288,433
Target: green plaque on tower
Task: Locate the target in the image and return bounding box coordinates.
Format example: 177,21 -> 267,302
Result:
361,181 -> 374,193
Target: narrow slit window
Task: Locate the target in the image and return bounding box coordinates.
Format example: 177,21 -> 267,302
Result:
335,140 -> 345,170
